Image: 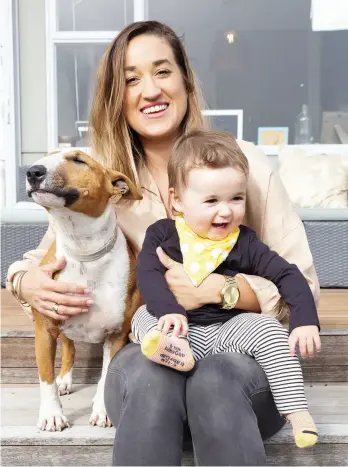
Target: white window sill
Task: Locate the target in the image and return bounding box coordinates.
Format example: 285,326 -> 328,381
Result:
259,144 -> 348,156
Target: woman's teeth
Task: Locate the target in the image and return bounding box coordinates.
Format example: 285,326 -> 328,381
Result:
142,104 -> 168,114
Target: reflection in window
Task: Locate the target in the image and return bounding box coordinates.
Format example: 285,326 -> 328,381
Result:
57,0 -> 133,31
56,44 -> 107,147
149,0 -> 348,144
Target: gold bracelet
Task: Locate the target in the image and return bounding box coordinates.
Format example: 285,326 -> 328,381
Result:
11,271 -> 31,307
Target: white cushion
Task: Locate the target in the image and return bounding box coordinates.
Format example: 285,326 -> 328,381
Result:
278,147 -> 348,208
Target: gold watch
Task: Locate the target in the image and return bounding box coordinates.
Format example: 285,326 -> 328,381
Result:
221,276 -> 240,310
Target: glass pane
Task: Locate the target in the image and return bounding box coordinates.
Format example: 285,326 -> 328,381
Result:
56,43 -> 108,147
57,0 -> 133,31
149,0 -> 348,145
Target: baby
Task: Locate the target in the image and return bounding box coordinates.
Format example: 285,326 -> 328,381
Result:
132,130 -> 321,448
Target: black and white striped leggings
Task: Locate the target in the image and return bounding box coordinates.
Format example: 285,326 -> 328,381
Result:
131,306 -> 308,414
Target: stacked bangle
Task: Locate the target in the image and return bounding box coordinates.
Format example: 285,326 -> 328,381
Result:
10,271 -> 31,307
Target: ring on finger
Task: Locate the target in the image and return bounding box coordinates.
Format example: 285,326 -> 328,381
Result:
52,303 -> 60,314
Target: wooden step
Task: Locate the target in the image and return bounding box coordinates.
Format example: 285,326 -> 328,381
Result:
1,330 -> 347,383
1,290 -> 348,383
2,288 -> 348,332
1,383 -> 347,466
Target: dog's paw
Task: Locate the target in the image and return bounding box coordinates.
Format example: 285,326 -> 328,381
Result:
56,371 -> 73,396
89,409 -> 112,428
37,406 -> 70,432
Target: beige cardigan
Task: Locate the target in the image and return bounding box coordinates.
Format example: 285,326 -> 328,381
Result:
7,140 -> 320,320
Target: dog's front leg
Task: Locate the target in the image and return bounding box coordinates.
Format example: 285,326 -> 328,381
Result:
56,333 -> 75,395
89,339 -> 114,428
35,321 -> 70,431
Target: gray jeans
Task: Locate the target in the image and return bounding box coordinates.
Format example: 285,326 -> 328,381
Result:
104,343 -> 285,466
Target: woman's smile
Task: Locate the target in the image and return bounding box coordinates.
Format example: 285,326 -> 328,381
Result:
140,102 -> 170,119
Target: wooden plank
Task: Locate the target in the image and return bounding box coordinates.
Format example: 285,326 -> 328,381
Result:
2,384 -> 347,428
302,366 -> 348,382
2,444 -> 347,467
1,446 -> 114,467
265,444 -> 348,466
1,367 -> 102,384
2,423 -> 348,445
2,289 -> 348,332
2,335 -> 347,368
1,337 -> 103,368
2,364 -> 346,384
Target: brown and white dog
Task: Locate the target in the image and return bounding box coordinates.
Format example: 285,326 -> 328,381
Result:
26,150 -> 142,431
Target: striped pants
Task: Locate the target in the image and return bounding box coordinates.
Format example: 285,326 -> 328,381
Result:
131,306 -> 308,414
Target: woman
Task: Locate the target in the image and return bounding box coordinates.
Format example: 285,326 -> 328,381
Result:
7,21 -> 319,466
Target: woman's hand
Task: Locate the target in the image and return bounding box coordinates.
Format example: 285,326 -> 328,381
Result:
157,313 -> 189,337
289,325 -> 321,359
156,247 -> 223,310
20,257 -> 93,320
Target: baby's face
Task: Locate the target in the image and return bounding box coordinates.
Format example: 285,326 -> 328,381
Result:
172,167 -> 247,241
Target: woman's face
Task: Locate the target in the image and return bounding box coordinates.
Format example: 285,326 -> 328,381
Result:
123,34 -> 188,142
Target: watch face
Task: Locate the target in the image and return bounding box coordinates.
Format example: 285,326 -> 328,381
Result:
226,285 -> 239,306
230,287 -> 240,303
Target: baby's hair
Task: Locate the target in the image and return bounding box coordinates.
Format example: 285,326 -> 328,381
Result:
168,130 -> 249,193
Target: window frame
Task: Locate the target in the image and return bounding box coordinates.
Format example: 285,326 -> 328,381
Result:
2,0 -> 21,209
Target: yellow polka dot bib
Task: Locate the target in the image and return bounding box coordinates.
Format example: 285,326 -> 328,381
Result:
175,215 -> 240,287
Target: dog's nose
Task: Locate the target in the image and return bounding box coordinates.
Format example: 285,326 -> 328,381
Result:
27,165 -> 47,184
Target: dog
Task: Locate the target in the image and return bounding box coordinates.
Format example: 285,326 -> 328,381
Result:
26,150 -> 142,431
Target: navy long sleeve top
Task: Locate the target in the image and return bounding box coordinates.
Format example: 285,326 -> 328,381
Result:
136,219 -> 320,333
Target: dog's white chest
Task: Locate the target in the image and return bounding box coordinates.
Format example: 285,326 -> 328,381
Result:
58,232 -> 130,343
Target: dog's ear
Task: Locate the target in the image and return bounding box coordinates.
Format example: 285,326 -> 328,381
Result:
108,169 -> 143,201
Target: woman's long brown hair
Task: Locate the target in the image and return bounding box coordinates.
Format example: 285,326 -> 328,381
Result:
89,21 -> 206,186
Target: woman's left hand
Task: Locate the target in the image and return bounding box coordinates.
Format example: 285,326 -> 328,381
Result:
157,247 -> 202,310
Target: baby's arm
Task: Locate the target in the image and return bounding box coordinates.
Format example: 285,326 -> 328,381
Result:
245,229 -> 320,357
137,221 -> 188,322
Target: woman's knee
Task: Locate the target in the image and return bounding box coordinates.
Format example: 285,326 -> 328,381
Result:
105,344 -> 187,428
187,352 -> 269,413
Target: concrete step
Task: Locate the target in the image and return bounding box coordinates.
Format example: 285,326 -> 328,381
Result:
1,383 -> 348,466
1,329 -> 347,383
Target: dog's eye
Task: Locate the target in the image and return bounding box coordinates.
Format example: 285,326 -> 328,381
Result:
73,156 -> 87,165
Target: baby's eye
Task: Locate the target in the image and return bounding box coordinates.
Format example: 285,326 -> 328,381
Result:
232,196 -> 244,201
205,199 -> 217,204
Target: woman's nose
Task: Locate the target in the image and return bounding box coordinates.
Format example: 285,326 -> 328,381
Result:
142,76 -> 161,100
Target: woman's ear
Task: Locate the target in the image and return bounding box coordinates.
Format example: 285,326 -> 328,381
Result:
169,187 -> 183,213
108,169 -> 143,200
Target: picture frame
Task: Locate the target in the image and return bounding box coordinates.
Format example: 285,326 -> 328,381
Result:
202,110 -> 243,140
257,127 -> 289,145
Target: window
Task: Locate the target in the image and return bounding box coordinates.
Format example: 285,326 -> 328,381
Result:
148,0 -> 348,155
46,0 -> 138,151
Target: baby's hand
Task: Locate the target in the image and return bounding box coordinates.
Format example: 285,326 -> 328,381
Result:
289,325 -> 321,359
157,314 -> 189,337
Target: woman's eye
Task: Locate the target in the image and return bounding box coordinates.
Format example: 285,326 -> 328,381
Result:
126,77 -> 138,85
157,69 -> 171,77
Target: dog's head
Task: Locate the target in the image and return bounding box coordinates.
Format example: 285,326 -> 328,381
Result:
26,150 -> 142,217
